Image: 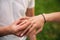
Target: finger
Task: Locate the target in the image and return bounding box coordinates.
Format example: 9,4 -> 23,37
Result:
18,21 -> 31,31
20,17 -> 30,20
27,29 -> 36,36
29,18 -> 33,21
20,24 -> 33,36
27,29 -> 36,40
26,23 -> 36,35
19,20 -> 28,26
15,31 -> 22,37
15,17 -> 29,25
19,17 -> 33,26
14,18 -> 23,25
36,27 -> 43,35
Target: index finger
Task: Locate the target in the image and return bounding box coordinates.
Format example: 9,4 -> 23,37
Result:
20,23 -> 33,36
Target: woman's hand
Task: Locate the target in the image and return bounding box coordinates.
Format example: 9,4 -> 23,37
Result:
21,15 -> 45,36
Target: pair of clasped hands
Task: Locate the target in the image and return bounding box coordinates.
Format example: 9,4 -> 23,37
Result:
9,15 -> 44,37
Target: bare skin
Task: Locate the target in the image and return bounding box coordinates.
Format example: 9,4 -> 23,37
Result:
44,12 -> 60,22
21,12 -> 60,36
0,18 -> 31,37
0,8 -> 36,40
26,8 -> 36,40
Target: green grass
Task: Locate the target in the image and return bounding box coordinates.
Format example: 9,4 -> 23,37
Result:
35,0 -> 60,40
27,0 -> 60,40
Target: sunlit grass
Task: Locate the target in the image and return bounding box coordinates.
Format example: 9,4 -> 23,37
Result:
35,0 -> 60,40
27,0 -> 60,40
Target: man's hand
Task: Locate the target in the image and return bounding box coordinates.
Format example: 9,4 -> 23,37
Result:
8,18 -> 31,37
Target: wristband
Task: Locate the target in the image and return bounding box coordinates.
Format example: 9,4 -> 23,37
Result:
41,14 -> 46,23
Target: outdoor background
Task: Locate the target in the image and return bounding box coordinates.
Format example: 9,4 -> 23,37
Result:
35,0 -> 60,40
27,0 -> 60,40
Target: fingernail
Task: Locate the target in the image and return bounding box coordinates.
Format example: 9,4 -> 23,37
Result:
20,33 -> 23,36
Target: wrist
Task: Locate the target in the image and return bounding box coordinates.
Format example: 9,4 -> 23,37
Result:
38,15 -> 45,23
5,26 -> 12,35
41,14 -> 46,23
43,14 -> 51,22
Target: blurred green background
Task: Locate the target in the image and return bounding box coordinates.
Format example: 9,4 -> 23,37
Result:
35,0 -> 60,40
27,0 -> 60,40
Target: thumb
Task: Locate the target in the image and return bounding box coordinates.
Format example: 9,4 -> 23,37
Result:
18,21 -> 31,31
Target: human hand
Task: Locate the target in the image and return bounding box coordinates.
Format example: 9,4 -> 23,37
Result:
8,18 -> 31,37
21,15 -> 45,36
20,17 -> 36,40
